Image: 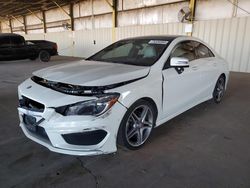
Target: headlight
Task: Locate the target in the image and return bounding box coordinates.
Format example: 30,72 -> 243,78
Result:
56,93 -> 120,116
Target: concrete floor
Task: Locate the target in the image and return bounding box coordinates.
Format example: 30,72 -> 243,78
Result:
0,56 -> 250,188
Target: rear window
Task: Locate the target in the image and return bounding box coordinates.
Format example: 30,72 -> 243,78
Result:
10,36 -> 24,46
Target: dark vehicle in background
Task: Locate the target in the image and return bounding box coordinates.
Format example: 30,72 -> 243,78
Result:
0,33 -> 58,62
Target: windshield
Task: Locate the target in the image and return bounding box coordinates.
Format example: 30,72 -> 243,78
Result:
87,39 -> 170,66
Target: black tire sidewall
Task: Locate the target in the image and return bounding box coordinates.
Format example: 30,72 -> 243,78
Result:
39,50 -> 50,62
117,99 -> 157,150
213,76 -> 225,103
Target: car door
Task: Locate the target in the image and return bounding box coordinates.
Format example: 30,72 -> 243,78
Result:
195,42 -> 218,97
162,40 -> 204,119
10,36 -> 29,60
0,36 -> 13,60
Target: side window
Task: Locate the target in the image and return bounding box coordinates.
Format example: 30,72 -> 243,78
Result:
163,40 -> 198,69
196,43 -> 214,59
10,36 -> 25,47
171,41 -> 198,61
0,37 -> 11,47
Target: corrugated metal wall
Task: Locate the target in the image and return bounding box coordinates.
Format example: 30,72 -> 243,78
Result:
193,17 -> 250,73
23,16 -> 250,73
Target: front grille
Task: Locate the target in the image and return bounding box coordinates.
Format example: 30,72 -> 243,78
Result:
62,130 -> 107,146
22,114 -> 49,142
36,126 -> 50,141
19,96 -> 45,112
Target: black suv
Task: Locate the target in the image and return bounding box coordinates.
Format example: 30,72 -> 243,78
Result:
0,33 -> 58,62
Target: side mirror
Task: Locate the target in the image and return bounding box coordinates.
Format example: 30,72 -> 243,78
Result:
170,57 -> 189,67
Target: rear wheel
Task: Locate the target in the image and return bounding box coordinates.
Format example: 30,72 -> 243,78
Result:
213,76 -> 225,103
39,50 -> 50,62
117,99 -> 156,150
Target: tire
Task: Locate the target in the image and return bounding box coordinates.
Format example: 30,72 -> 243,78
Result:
117,99 -> 157,150
213,76 -> 225,103
39,50 -> 51,62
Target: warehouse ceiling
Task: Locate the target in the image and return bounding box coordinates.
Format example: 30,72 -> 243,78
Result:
0,0 -> 78,18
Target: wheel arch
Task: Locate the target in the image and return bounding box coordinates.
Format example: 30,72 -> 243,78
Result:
130,97 -> 158,121
220,73 -> 226,80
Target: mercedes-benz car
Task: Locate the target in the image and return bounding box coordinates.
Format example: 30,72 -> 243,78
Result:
17,36 -> 229,155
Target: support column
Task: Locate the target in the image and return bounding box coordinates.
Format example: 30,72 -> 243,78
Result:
9,19 -> 13,33
189,0 -> 196,36
69,3 -> 74,31
42,11 -> 47,33
104,0 -> 117,41
23,16 -> 27,34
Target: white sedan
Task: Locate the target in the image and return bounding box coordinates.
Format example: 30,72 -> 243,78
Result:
17,36 -> 229,155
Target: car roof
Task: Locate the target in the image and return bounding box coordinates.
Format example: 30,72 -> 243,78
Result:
0,33 -> 22,38
120,35 -> 186,42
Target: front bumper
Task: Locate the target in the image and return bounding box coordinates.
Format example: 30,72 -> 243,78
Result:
17,79 -> 127,156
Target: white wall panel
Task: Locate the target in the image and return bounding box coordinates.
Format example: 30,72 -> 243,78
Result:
234,0 -> 250,17
26,13 -> 43,25
74,28 -> 112,58
46,6 -> 70,23
23,33 -> 45,40
75,17 -> 93,30
45,31 -> 74,56
118,1 -> 188,27
12,17 -> 24,28
94,14 -> 112,28
116,22 -> 185,40
122,0 -> 183,10
192,16 -> 250,73
93,0 -> 112,15
75,0 -> 92,17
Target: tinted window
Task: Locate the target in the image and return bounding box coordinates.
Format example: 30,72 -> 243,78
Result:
196,43 -> 214,58
164,41 -> 197,69
88,39 -> 170,66
0,37 -> 11,47
10,36 -> 24,46
171,41 -> 198,61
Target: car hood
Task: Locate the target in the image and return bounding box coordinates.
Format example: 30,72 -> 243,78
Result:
33,60 -> 150,86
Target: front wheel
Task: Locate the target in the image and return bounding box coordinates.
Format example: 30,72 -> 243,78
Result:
117,100 -> 156,150
39,50 -> 51,62
213,76 -> 225,103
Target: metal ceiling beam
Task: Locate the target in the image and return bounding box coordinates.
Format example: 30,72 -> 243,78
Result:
104,0 -> 113,8
0,16 -> 10,28
11,15 -> 24,25
52,1 -> 71,18
27,9 -> 43,22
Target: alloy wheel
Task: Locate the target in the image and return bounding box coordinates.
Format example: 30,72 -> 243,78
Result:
214,77 -> 225,103
125,105 -> 154,147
